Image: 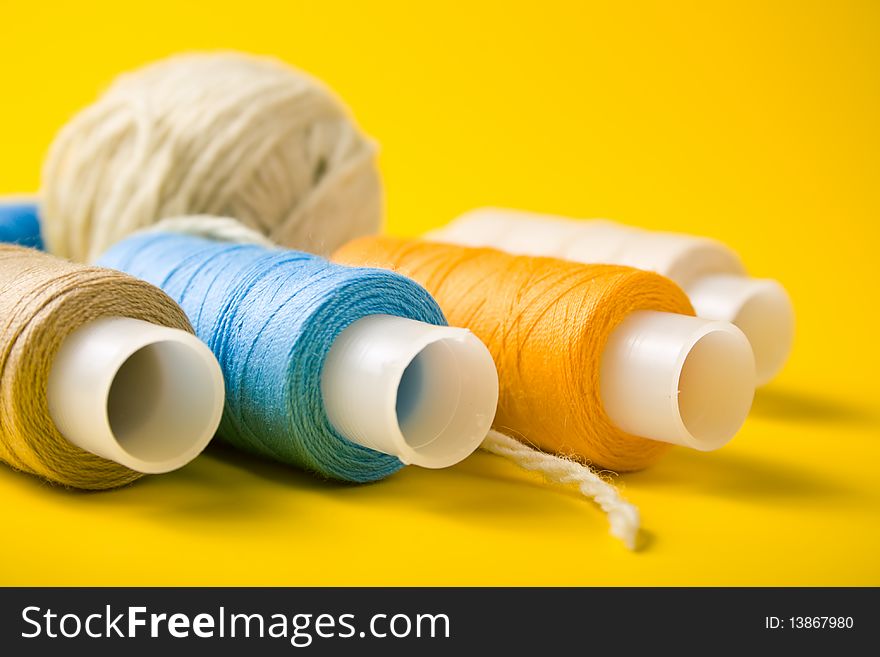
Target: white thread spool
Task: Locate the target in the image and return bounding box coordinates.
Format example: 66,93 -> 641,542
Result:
431,209 -> 794,385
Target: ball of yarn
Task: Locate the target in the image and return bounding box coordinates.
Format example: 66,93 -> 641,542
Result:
41,52 -> 382,263
0,245 -> 193,489
333,236 -> 695,472
97,229 -> 447,482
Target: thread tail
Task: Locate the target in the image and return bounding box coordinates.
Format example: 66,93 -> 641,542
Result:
479,430 -> 640,550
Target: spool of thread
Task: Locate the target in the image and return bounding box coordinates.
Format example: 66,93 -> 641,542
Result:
431,209 -> 794,385
97,227 -> 498,482
0,245 -> 225,489
41,52 -> 382,262
0,197 -> 43,249
334,237 -> 756,472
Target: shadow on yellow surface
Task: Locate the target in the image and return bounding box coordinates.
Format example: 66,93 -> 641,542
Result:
628,447 -> 850,503
751,387 -> 877,427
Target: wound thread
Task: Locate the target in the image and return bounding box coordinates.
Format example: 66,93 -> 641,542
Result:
0,245 -> 194,489
97,230 -> 449,482
333,236 -> 695,472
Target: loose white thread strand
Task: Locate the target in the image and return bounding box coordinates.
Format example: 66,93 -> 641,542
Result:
148,216 -> 277,248
480,430 -> 640,550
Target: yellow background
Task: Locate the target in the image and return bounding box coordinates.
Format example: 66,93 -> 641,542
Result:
1,0 -> 878,585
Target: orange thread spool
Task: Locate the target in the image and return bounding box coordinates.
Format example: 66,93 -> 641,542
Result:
333,236 -> 695,471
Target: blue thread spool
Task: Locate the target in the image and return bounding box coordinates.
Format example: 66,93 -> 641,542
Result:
98,231 -> 497,482
0,199 -> 43,249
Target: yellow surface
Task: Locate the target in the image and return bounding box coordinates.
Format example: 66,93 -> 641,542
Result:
1,0 -> 878,586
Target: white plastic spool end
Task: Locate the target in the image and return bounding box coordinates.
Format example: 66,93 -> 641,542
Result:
600,311 -> 755,451
685,275 -> 794,385
321,315 -> 499,468
47,317 -> 225,473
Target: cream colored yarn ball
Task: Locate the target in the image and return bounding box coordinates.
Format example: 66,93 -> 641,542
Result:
41,52 -> 382,262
